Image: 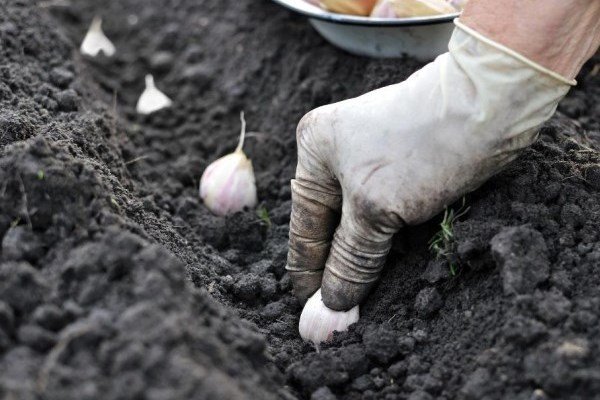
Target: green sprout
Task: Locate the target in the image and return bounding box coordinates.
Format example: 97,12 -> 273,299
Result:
428,198 -> 470,276
36,170 -> 45,180
256,206 -> 272,229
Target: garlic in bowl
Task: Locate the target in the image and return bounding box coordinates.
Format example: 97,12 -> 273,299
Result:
272,0 -> 461,60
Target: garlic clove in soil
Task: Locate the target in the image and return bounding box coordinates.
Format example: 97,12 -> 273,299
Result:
299,289 -> 359,346
80,17 -> 116,57
136,75 -> 173,115
199,112 -> 258,216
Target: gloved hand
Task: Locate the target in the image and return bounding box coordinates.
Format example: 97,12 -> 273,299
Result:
286,21 -> 576,311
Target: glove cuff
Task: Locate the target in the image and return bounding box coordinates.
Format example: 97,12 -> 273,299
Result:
454,19 -> 577,87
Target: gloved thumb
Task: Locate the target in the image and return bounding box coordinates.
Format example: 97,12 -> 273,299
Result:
320,205 -> 397,311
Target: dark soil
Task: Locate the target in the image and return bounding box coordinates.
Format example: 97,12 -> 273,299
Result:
0,1 -> 599,399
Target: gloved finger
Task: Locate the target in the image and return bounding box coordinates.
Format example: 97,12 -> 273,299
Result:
286,110 -> 342,304
321,204 -> 398,311
286,177 -> 341,303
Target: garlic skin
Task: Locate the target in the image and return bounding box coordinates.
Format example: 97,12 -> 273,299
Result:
299,289 -> 360,346
199,113 -> 258,216
136,75 -> 173,115
80,17 -> 116,57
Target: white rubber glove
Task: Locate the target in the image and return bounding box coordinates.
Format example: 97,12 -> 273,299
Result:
286,20 -> 574,311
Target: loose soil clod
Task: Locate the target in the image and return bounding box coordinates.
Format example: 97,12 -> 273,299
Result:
0,1 -> 599,399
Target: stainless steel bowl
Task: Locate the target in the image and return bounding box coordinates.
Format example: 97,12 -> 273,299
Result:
272,0 -> 459,60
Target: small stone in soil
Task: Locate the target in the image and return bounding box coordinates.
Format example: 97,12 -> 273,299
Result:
55,89 -> 79,112
414,287 -> 443,318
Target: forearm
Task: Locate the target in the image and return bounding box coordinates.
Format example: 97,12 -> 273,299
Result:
460,0 -> 600,80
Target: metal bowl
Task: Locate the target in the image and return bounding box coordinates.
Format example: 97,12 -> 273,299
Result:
272,0 -> 459,60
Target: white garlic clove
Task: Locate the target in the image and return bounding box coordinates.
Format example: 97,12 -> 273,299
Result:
136,75 -> 173,115
371,0 -> 455,18
299,289 -> 360,346
447,0 -> 468,10
371,0 -> 397,17
199,112 -> 258,216
80,17 -> 116,57
200,151 -> 258,216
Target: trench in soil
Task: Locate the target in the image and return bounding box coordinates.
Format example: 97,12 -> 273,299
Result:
1,1 -> 599,399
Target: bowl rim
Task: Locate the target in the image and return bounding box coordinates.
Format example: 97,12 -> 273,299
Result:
272,0 -> 460,26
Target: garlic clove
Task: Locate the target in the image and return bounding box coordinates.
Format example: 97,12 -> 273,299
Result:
371,0 -> 455,17
447,0 -> 468,10
136,75 -> 173,115
80,17 -> 116,57
199,112 -> 258,216
371,0 -> 397,17
320,0 -> 378,16
299,289 -> 360,346
200,152 -> 257,216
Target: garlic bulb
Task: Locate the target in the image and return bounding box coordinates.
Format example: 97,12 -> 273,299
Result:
80,17 -> 116,57
299,289 -> 359,346
199,112 -> 258,216
136,75 -> 173,115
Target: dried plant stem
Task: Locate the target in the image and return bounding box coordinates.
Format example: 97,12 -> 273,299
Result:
236,111 -> 246,152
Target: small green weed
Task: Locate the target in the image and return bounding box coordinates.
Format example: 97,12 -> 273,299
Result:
256,206 -> 272,229
428,198 -> 470,276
